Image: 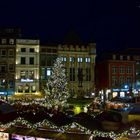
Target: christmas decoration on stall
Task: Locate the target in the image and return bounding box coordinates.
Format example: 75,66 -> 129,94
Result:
0,117 -> 140,140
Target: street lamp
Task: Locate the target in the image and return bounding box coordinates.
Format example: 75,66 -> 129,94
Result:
2,79 -> 8,101
3,79 -> 8,101
124,84 -> 128,89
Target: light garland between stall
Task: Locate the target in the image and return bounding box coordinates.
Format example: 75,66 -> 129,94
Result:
0,117 -> 140,139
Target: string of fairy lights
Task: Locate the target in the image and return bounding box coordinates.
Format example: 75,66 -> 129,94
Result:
0,117 -> 140,140
1,57 -> 139,139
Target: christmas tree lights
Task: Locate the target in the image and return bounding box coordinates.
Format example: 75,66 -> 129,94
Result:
45,57 -> 70,108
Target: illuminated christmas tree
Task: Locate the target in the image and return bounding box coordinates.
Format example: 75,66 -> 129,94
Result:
45,57 -> 70,108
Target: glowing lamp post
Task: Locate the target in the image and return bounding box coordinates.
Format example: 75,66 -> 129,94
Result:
124,85 -> 128,89
2,79 -> 8,101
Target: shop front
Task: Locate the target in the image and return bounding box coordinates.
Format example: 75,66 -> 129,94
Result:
0,89 -> 14,100
112,88 -> 129,98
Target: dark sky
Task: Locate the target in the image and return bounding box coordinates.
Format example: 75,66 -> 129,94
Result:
0,0 -> 140,52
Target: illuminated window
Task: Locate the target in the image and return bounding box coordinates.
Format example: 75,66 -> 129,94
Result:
46,68 -> 52,80
25,84 -> 29,92
62,57 -> 67,62
46,68 -> 51,76
78,57 -> 83,62
18,85 -> 23,92
120,92 -> 125,97
31,85 -> 36,92
69,57 -> 74,62
85,57 -> 90,62
29,70 -> 34,79
20,70 -> 28,79
113,92 -> 118,98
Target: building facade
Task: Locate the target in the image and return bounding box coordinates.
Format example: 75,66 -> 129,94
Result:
0,28 -> 21,100
40,43 -> 96,98
40,44 -> 58,93
124,48 -> 140,92
57,43 -> 96,98
96,53 -> 135,99
15,39 -> 40,95
0,27 -> 96,98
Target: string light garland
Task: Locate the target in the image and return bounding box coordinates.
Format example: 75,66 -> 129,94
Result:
0,117 -> 140,139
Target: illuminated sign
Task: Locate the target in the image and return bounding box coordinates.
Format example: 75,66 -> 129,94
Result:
112,88 -> 128,92
21,78 -> 33,82
0,90 -> 14,95
0,92 -> 5,95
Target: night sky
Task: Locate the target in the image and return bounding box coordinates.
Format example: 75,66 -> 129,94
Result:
0,0 -> 140,52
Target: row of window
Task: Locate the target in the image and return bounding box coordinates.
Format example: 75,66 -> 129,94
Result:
20,70 -> 34,79
40,55 -> 57,66
18,85 -> 36,93
0,79 -> 14,89
0,49 -> 14,57
41,67 -> 91,81
0,64 -> 14,72
112,55 -> 131,60
21,57 -> 34,65
20,48 -> 35,52
112,76 -> 132,86
41,48 -> 57,53
62,57 -> 91,63
20,57 -> 91,65
0,48 -> 36,58
0,38 -> 15,45
112,66 -> 132,74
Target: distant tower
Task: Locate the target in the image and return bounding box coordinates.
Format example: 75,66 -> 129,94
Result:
63,27 -> 82,44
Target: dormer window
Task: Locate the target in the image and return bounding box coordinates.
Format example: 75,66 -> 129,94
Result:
127,56 -> 130,60
112,54 -> 116,60
120,55 -> 123,60
9,39 -> 14,44
1,39 -> 6,44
